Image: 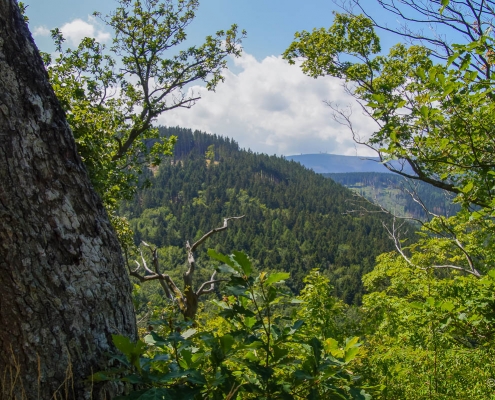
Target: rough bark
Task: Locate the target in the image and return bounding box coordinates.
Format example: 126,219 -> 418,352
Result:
0,1 -> 137,399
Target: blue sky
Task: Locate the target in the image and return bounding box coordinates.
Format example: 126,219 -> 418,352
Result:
25,0 -> 406,156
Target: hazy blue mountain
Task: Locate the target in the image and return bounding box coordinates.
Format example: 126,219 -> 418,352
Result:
285,153 -> 414,174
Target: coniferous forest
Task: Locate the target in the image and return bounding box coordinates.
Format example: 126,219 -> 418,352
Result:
326,172 -> 461,220
122,127 -> 400,304
2,1 -> 495,399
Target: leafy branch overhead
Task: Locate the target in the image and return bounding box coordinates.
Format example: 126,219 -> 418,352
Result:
43,0 -> 246,209
284,2 -> 495,278
97,0 -> 246,161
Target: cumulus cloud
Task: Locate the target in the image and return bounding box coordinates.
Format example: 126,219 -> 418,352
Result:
33,25 -> 50,37
157,52 -> 377,156
60,17 -> 111,46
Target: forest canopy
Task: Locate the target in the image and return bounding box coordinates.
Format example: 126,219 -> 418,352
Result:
4,0 -> 495,398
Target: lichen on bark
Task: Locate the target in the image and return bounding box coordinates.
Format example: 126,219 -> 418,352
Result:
0,1 -> 137,399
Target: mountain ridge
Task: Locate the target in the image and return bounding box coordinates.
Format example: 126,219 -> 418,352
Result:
123,127 -> 408,304
285,153 -> 414,174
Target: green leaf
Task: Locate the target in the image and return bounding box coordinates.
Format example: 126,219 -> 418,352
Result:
113,334 -> 135,358
113,335 -> 147,369
349,388 -> 372,400
294,369 -> 315,381
215,264 -> 237,275
462,181 -> 474,193
226,285 -> 248,296
447,52 -> 459,65
409,302 -> 424,310
179,349 -> 193,369
186,370 -> 207,386
272,345 -> 289,362
459,54 -> 472,70
122,374 -> 146,384
289,319 -> 305,335
232,251 -> 252,276
441,301 -> 455,312
244,351 -> 258,362
219,334 -> 235,354
309,337 -> 323,367
208,249 -> 233,266
245,362 -> 274,382
245,316 -> 257,328
419,105 -> 429,119
344,336 -> 360,351
131,388 -> 171,399
88,371 -> 112,382
416,67 -> 426,80
144,332 -> 168,347
345,346 -> 360,363
325,338 -> 339,352
265,272 -> 290,285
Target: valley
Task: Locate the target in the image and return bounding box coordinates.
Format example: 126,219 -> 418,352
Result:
122,127 -> 409,305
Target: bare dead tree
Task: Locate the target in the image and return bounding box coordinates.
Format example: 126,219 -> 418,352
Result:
128,216 -> 244,319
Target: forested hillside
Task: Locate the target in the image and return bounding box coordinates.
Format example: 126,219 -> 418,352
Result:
121,127 -> 404,304
326,172 -> 460,220
10,0 -> 495,398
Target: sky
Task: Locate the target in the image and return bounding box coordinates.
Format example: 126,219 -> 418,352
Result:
25,0 -> 405,156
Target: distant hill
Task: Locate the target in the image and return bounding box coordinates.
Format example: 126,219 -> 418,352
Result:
285,153 -> 414,174
122,127 -> 410,304
326,172 -> 459,220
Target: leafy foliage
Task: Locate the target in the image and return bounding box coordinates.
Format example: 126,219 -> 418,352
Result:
42,0 -> 245,212
358,253 -> 495,399
94,251 -> 370,399
283,5 -> 495,277
284,2 -> 495,396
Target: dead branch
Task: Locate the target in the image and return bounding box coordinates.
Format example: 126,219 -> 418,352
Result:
130,216 -> 244,320
190,216 -> 245,252
383,215 -> 481,278
142,242 -> 174,300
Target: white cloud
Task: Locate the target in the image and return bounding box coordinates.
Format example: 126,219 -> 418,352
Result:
157,52 -> 377,156
33,26 -> 50,37
60,17 -> 111,46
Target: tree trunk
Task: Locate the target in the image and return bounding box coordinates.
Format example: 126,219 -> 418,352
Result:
0,1 -> 137,399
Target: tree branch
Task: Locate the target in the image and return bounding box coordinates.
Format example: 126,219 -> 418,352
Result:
190,216 -> 245,253
382,216 -> 482,278
196,271 -> 229,297
131,216 -> 244,320
142,241 -> 176,301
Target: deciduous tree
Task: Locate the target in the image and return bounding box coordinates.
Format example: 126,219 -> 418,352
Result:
44,0 -> 245,212
284,1 -> 495,278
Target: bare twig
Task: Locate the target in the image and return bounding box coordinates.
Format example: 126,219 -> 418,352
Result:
131,216 -> 244,320
190,216 -> 245,252
382,215 -> 481,278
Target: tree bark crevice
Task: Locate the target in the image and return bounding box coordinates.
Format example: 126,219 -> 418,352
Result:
0,2 -> 137,399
